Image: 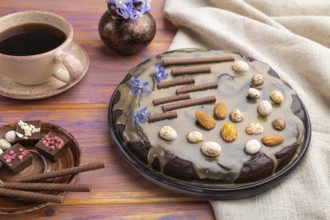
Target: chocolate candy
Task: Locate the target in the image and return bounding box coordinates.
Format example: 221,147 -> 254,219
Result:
0,143 -> 32,175
35,132 -> 69,162
15,120 -> 41,146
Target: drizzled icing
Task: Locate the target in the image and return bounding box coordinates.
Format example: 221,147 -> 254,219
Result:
112,49 -> 305,183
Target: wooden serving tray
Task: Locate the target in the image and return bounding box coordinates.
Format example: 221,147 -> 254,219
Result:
0,122 -> 81,214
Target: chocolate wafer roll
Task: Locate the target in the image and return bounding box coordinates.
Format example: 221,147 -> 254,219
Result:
153,94 -> 190,106
171,66 -> 211,76
176,82 -> 218,94
0,182 -> 91,192
162,56 -> 234,66
148,112 -> 178,123
17,162 -> 105,183
162,96 -> 216,112
157,77 -> 195,89
0,188 -> 64,203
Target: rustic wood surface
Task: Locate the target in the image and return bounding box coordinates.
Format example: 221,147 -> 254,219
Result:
0,0 -> 215,219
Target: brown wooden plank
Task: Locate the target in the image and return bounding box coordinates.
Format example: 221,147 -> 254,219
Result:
3,203 -> 215,219
0,0 -> 176,106
0,110 -> 211,213
0,110 -> 195,198
0,0 -> 215,218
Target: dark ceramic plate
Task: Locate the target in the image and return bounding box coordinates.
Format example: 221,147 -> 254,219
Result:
108,90 -> 311,199
0,122 -> 81,214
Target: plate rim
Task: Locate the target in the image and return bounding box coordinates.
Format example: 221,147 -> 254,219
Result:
108,91 -> 311,199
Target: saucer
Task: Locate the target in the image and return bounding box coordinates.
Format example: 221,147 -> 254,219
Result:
0,42 -> 89,100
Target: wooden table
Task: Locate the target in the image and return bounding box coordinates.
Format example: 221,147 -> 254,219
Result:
0,1 -> 215,219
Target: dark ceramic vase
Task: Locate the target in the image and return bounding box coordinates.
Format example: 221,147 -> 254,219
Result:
98,4 -> 156,56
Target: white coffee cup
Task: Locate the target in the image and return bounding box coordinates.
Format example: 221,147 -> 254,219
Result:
0,11 -> 83,86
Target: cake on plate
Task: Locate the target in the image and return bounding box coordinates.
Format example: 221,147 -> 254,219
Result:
110,49 -> 306,184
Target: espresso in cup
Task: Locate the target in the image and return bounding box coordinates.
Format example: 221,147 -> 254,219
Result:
0,23 -> 66,56
0,11 -> 84,86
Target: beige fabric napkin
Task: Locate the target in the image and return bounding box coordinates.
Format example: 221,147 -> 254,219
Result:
164,0 -> 330,219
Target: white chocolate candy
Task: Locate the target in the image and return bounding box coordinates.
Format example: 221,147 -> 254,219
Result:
0,148 -> 3,155
187,131 -> 204,143
232,61 -> 249,72
246,123 -> 264,135
201,142 -> 221,158
16,132 -> 24,138
245,139 -> 261,155
270,90 -> 284,104
251,74 -> 264,87
17,120 -> 40,137
5,130 -> 16,143
248,88 -> 260,99
258,100 -> 272,117
159,126 -> 177,141
230,109 -> 244,123
0,139 -> 11,150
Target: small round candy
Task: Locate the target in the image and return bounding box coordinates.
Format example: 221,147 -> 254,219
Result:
187,131 -> 204,143
251,74 -> 264,87
246,123 -> 264,135
232,61 -> 249,72
270,90 -> 284,104
0,148 -> 3,155
5,130 -> 16,143
221,123 -> 238,142
245,139 -> 261,155
0,139 -> 11,150
248,88 -> 261,99
230,109 -> 244,123
201,142 -> 221,158
159,126 -> 177,141
258,100 -> 272,117
272,118 -> 286,131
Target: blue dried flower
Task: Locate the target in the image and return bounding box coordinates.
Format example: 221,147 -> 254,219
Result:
140,0 -> 152,12
129,78 -> 152,96
105,0 -> 152,20
119,2 -> 134,19
154,63 -> 168,83
132,107 -> 150,125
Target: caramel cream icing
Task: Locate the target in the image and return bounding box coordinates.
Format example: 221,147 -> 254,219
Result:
112,49 -> 305,183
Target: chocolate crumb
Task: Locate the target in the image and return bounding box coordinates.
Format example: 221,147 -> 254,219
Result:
45,207 -> 55,216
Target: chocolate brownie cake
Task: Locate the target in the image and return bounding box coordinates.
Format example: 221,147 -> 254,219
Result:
110,49 -> 307,185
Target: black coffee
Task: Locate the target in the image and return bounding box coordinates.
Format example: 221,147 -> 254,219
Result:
0,23 -> 66,56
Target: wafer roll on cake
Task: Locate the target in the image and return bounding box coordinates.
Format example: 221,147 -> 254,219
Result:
110,49 -> 307,185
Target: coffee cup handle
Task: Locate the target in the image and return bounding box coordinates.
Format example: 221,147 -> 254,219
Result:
53,51 -> 84,83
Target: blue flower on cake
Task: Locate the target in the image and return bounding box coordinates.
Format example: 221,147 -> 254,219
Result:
132,107 -> 151,125
154,63 -> 168,83
129,78 -> 152,96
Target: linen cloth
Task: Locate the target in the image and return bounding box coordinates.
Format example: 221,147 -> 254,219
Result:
164,0 -> 330,219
